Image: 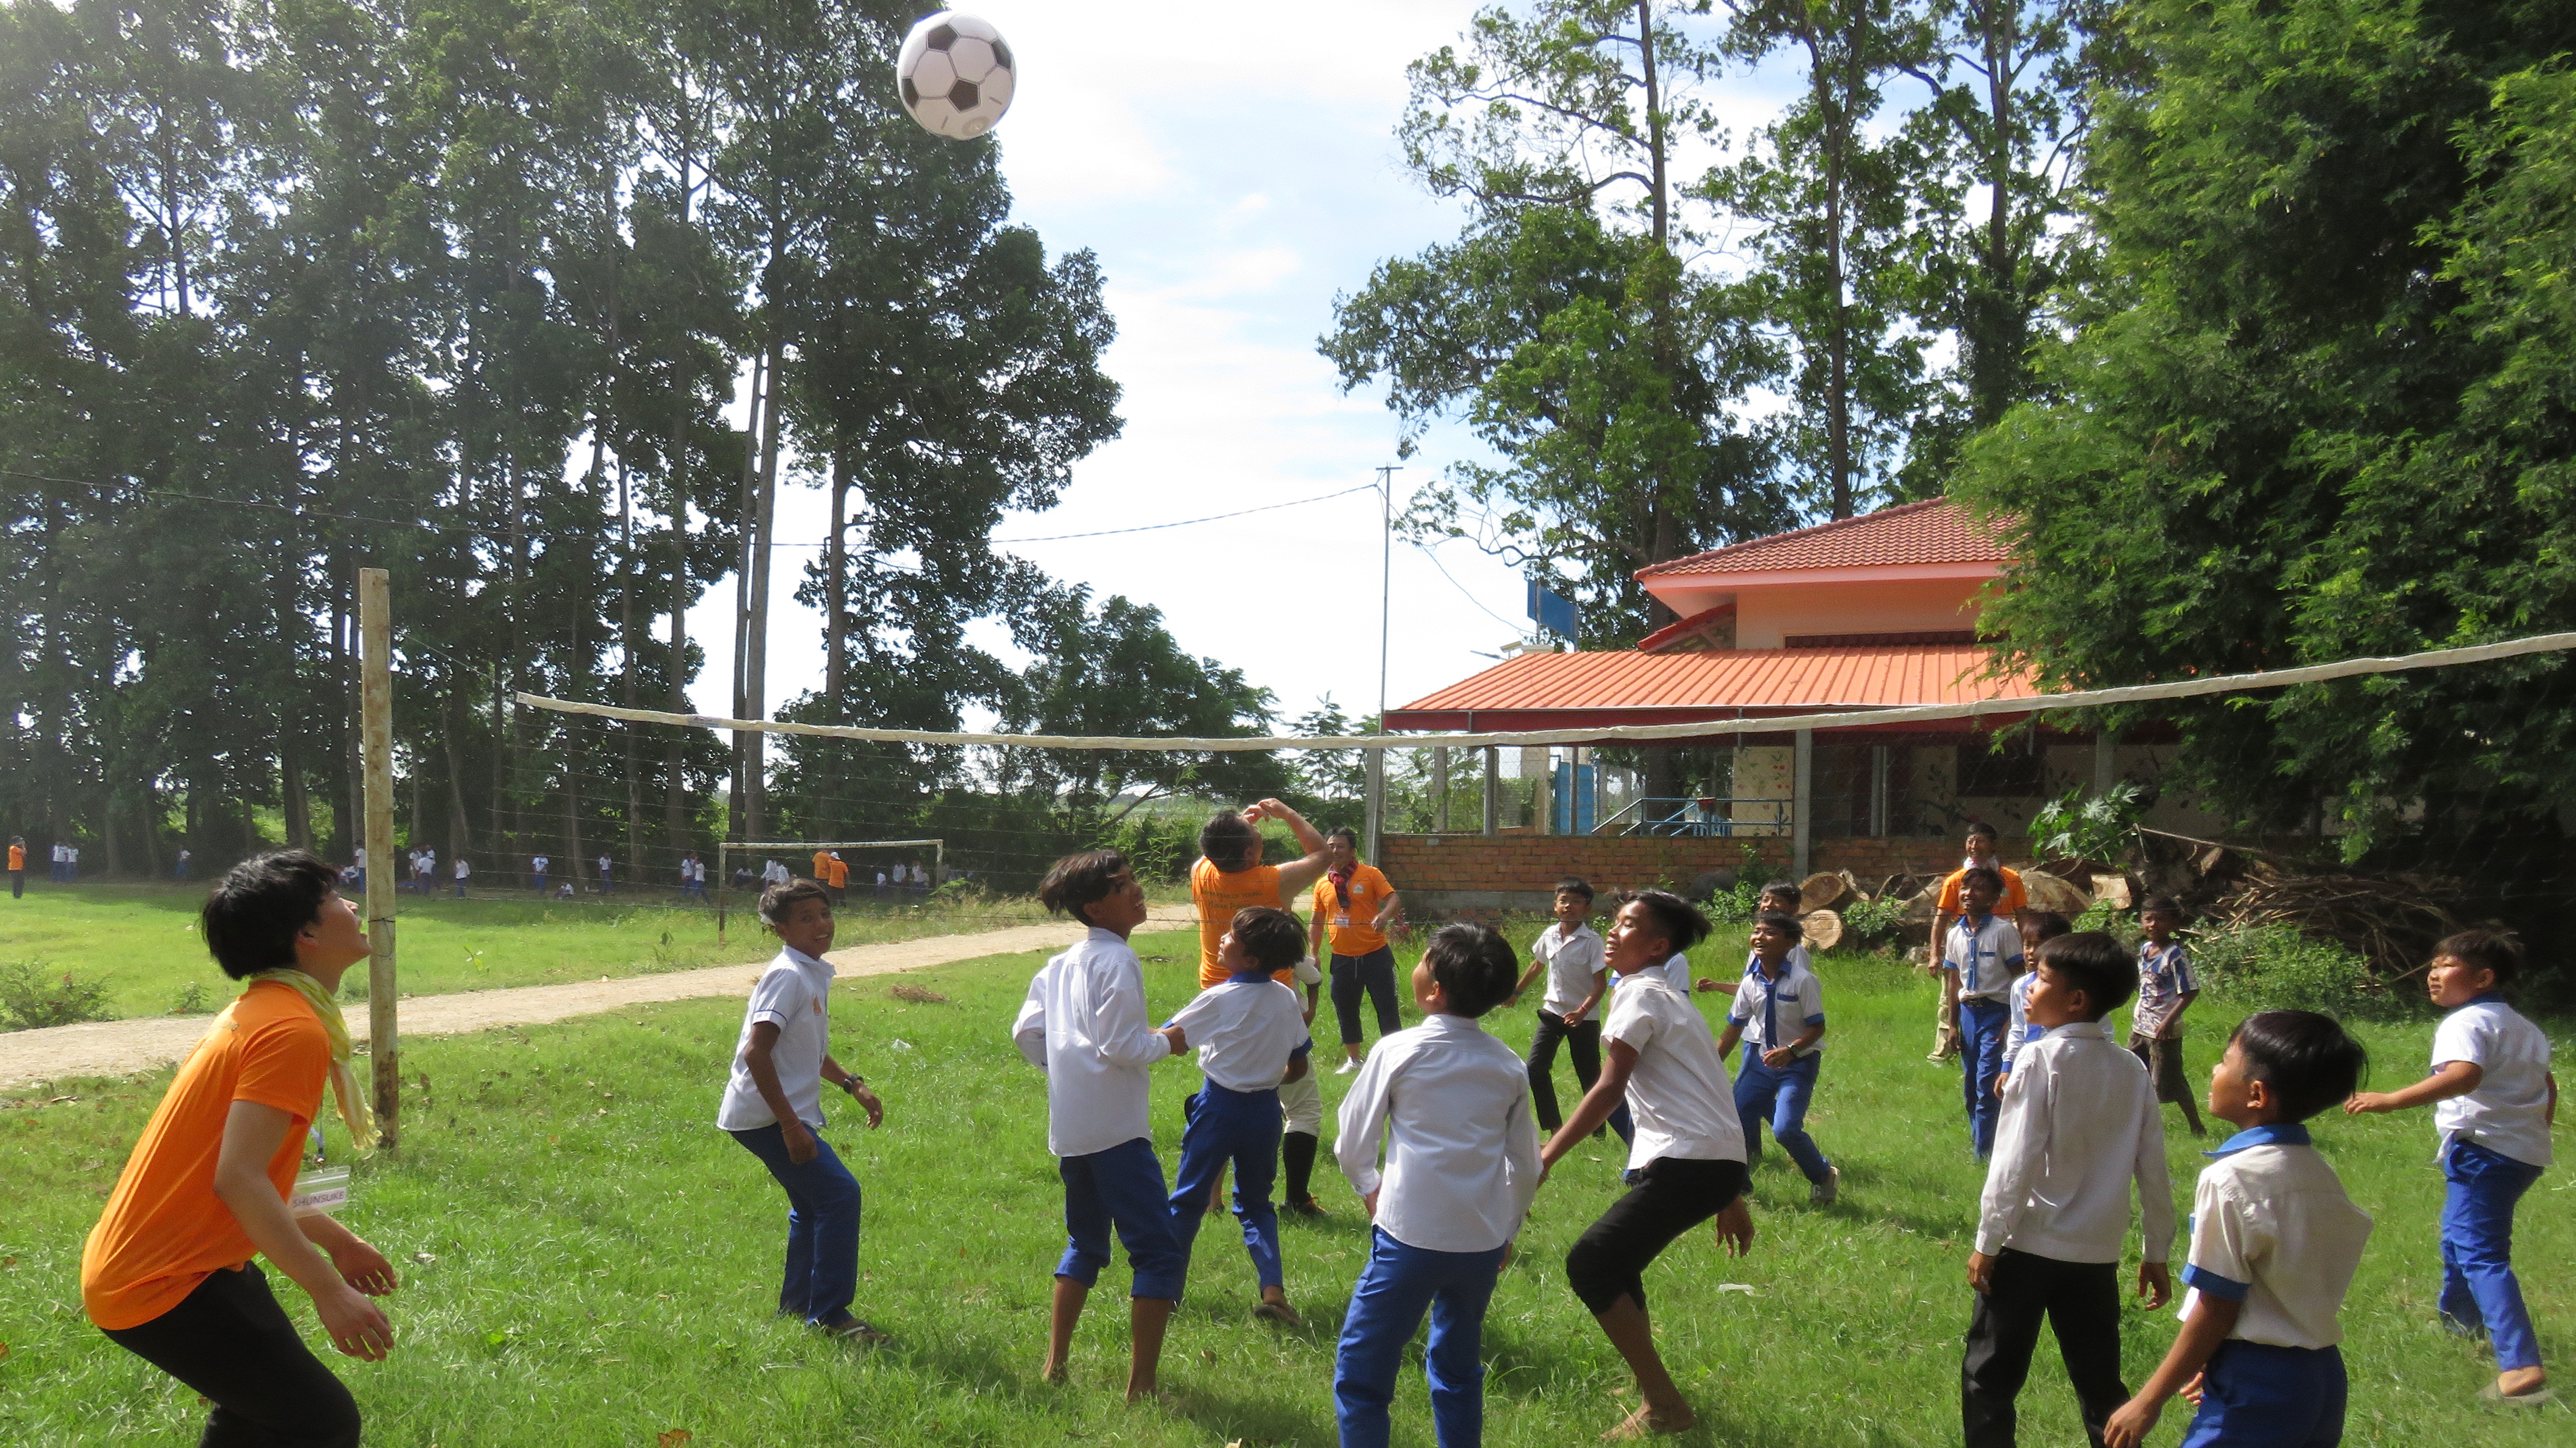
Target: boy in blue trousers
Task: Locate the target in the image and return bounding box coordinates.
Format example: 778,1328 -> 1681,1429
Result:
2346,929 -> 2556,1405
1164,906 -> 1313,1327
1943,867 -> 2024,1159
1719,910 -> 1840,1207
1334,923 -> 1539,1448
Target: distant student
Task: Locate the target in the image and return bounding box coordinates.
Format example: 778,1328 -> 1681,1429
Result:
65,841 -> 79,882
1927,823 -> 2029,1061
416,848 -> 434,897
1511,878 -> 1622,1139
1964,932 -> 2175,1448
50,840 -> 65,883
812,847 -> 835,889
827,853 -> 850,905
1943,867 -> 2025,1158
174,847 -> 193,881
873,867 -> 888,899
1311,826 -> 1404,1072
716,878 -> 888,1343
1334,924 -> 1538,1448
1996,911 -> 2072,1096
531,853 -> 550,897
1543,891 -> 1756,1439
82,852 -> 401,1448
2131,897 -> 2205,1136
452,855 -> 469,898
1721,910 -> 1839,1206
9,835 -> 22,898
1164,906 -> 1312,1326
349,848 -> 365,894
2346,929 -> 2556,1405
1013,849 -> 1191,1401
2105,1012 -> 2371,1448
596,851 -> 614,895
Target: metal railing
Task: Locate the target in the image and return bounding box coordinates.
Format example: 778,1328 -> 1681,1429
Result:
1595,796 -> 1794,838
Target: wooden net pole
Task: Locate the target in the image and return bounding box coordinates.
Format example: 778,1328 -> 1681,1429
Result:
359,567 -> 399,1148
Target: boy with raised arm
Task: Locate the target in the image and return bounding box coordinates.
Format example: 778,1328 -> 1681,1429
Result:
1014,850 -> 1192,1401
1721,910 -> 1839,1207
1963,932 -> 2174,1448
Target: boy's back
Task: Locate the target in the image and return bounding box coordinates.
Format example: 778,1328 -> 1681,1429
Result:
1336,1015 -> 1539,1252
2184,1130 -> 2373,1349
2433,996 -> 2554,1167
1169,975 -> 1309,1092
1978,1023 -> 2174,1263
1013,930 -> 1172,1158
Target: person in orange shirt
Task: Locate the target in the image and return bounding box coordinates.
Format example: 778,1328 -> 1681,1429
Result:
82,851 -> 401,1448
824,851 -> 850,906
812,848 -> 835,889
1192,800 -> 1332,1211
1309,827 -> 1405,1073
8,835 -> 23,899
1925,821 -> 2029,1062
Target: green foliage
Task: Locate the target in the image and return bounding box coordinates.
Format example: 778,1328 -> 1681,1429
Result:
0,961 -> 114,1031
165,980 -> 211,1016
2191,924 -> 2386,1018
2027,779 -> 2148,864
1840,893 -> 1908,948
2072,899 -> 2131,941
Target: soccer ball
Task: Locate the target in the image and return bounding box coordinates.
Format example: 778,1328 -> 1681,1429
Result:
896,11 -> 1016,140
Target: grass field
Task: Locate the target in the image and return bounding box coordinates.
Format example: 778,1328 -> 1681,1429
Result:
1,926 -> 2567,1447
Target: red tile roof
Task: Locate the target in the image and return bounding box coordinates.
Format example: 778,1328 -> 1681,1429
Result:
1636,497 -> 2008,579
1384,644 -> 2034,732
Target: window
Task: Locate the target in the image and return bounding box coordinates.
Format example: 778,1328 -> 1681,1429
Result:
1956,741 -> 2045,796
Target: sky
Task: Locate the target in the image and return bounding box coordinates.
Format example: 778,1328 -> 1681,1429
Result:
686,1 -> 1807,732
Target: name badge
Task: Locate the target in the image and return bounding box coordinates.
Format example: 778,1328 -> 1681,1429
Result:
1334,914 -> 1351,928
291,1165 -> 350,1218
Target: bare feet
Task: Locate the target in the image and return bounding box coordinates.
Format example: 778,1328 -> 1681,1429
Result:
1040,1357 -> 1069,1385
1603,1401 -> 1695,1440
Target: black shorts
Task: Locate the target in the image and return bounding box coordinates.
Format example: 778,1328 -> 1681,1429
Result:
1564,1156 -> 1749,1314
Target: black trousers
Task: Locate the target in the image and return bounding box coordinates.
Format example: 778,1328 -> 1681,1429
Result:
100,1261 -> 361,1448
2129,1034 -> 2207,1134
1525,1009 -> 1604,1134
1961,1248 -> 2127,1448
1565,1156 -> 1749,1315
1330,947 -> 1400,1046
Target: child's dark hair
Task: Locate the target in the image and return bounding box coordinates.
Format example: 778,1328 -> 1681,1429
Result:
201,850 -> 346,979
1753,909 -> 1806,943
1958,865 -> 2004,895
1965,819 -> 1999,842
1554,877 -> 1594,902
2229,1010 -> 2369,1122
1422,923 -> 1519,1017
1758,879 -> 1802,905
1038,849 -> 1129,927
2436,928 -> 2523,987
759,878 -> 831,927
2020,909 -> 2071,944
1229,907 -> 1305,974
2139,895 -> 2184,918
2035,932 -> 2132,1020
1618,888 -> 1711,955
1198,811 -> 1260,873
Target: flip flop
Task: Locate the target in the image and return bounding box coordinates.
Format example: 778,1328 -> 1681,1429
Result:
2478,1381 -> 2551,1406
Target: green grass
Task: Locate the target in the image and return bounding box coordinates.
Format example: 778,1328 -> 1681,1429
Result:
0,880 -> 1147,1023
1,928 -> 2567,1446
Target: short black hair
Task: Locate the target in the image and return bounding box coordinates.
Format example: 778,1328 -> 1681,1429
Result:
2436,928 -> 2523,987
1326,825 -> 1359,849
1958,865 -> 2004,896
760,878 -> 831,927
1758,879 -> 1802,904
1617,888 -> 1711,956
2139,895 -> 2184,918
2230,1010 -> 2369,1122
1422,923 -> 1519,1017
2019,909 -> 2071,944
1554,878 -> 1594,902
201,850 -> 344,979
1752,909 -> 1806,943
1198,811 -> 1260,873
1965,820 -> 1999,842
1038,849 -> 1129,927
1229,907 -> 1305,974
2036,932 -> 2132,1020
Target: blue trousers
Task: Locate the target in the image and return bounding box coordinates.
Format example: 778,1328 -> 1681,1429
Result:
2440,1137 -> 2545,1371
1734,1053 -> 1832,1183
532,871 -> 545,896
1058,1136 -> 1186,1301
1959,998 -> 2009,1157
1168,1080 -> 1285,1289
2180,1341 -> 2345,1447
729,1121 -> 862,1328
1335,1227 -> 1505,1448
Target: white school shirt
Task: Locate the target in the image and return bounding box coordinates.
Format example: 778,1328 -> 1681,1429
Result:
2432,997 -> 2554,1168
1975,1021 -> 2176,1264
1741,943 -> 1813,976
2133,941 -> 2197,1039
2178,1124 -> 2371,1349
1531,922 -> 1607,1016
2002,972 -> 2037,1067
597,854 -> 612,875
1945,914 -> 2023,1001
1011,927 -> 1174,1158
1730,957 -> 1826,1059
352,850 -> 365,869
1605,976 -> 1746,1171
1335,1013 -> 1540,1254
1170,974 -> 1312,1093
715,946 -> 837,1131
1614,953 -> 1693,991
532,855 -> 549,872
453,859 -> 469,880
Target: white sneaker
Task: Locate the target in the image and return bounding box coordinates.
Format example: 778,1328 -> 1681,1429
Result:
1335,1057 -> 1359,1075
1809,1166 -> 1841,1208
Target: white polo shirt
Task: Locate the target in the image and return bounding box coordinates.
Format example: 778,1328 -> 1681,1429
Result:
1531,922 -> 1606,1016
1170,973 -> 1312,1093
2432,997 -> 2554,1168
1975,1021 -> 2176,1263
1335,1013 -> 1539,1254
1945,914 -> 2023,1001
716,946 -> 837,1131
1614,953 -> 1693,991
2003,971 -> 2037,1066
1605,976 -> 1745,1171
1011,927 -> 1174,1158
2178,1124 -> 2372,1349
532,855 -> 549,873
1730,957 -> 1826,1059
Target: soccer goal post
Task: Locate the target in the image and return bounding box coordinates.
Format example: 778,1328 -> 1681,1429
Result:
715,838 -> 946,944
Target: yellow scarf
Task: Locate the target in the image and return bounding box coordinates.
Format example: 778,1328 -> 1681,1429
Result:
244,968 -> 378,1153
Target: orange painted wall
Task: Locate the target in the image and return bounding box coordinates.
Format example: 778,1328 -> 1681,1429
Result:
1668,577 -> 1988,647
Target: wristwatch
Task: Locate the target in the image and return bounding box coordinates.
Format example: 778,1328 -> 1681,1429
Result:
841,1074 -> 866,1096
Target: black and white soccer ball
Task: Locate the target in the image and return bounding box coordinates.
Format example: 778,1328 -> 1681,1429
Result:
896,11 -> 1016,140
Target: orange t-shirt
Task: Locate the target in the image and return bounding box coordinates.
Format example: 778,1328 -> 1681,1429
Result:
825,857 -> 848,888
1191,857 -> 1292,989
6,843 -> 20,871
812,851 -> 834,882
1936,864 -> 2028,919
81,981 -> 330,1330
1313,864 -> 1397,957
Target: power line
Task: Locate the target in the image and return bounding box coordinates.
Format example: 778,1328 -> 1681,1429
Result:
986,483 -> 1378,544
1413,538 -> 1525,635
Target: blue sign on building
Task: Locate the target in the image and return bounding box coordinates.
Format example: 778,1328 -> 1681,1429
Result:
1526,579 -> 1578,643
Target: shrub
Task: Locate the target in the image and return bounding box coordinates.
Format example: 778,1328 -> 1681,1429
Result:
1704,877 -> 1763,925
1840,895 -> 1908,950
0,961 -> 115,1030
168,980 -> 213,1015
2192,924 -> 2385,1017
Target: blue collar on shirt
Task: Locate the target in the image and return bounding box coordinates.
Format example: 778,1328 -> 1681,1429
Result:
2207,1121 -> 2310,1157
2461,991 -> 2505,1007
1226,968 -> 1275,985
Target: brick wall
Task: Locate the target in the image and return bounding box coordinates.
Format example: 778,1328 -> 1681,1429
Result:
1382,832 -> 2024,915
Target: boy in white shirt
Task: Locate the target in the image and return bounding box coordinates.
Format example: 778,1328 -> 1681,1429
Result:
1510,879 -> 1623,1138
531,854 -> 549,897
2346,929 -> 2557,1405
1334,924 -> 1538,1448
2107,1010 -> 2372,1447
716,879 -> 888,1343
1964,932 -> 2174,1448
1996,911 -> 2071,1096
1012,850 -> 1192,1401
1944,867 -> 2025,1159
1543,890 -> 1756,1440
1720,911 -> 1839,1207
1164,907 -> 1312,1326
451,856 -> 469,898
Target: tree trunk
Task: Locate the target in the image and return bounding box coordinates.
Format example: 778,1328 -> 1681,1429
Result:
729,350 -> 766,840
443,703 -> 473,859
620,460 -> 643,884
743,336 -> 783,841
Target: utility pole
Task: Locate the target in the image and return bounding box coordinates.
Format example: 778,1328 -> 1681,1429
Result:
358,568 -> 399,1148
1366,464 -> 1400,861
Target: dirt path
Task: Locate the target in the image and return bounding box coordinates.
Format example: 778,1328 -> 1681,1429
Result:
0,909 -> 1201,1091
